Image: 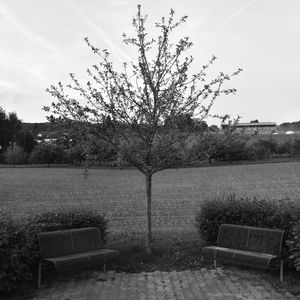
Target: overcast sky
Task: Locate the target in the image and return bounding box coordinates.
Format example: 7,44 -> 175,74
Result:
0,0 -> 299,124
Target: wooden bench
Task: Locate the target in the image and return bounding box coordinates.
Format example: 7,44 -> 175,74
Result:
202,224 -> 285,282
37,227 -> 119,289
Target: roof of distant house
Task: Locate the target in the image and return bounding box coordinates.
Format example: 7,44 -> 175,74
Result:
221,122 -> 277,128
236,122 -> 277,127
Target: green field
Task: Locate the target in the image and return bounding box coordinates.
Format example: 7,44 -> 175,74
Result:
1,162 -> 300,235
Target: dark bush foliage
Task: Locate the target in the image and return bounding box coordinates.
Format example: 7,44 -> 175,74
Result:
195,194 -> 299,245
28,143 -> 67,165
0,209 -> 108,295
26,209 -> 108,243
249,139 -> 278,160
0,212 -> 34,294
16,131 -> 37,153
287,224 -> 300,271
4,144 -> 28,165
64,145 -> 85,165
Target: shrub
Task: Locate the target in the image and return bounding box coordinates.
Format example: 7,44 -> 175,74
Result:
64,146 -> 85,165
16,131 -> 37,153
250,139 -> 277,160
26,209 -> 108,243
195,194 -> 299,245
0,209 -> 108,295
28,143 -> 66,165
4,144 -> 28,165
0,212 -> 34,294
223,140 -> 249,161
287,224 -> 300,271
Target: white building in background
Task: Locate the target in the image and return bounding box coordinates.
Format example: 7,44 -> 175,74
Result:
221,122 -> 277,134
285,131 -> 295,135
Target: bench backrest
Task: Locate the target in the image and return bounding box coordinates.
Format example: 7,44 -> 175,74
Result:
217,224 -> 285,256
38,227 -> 103,259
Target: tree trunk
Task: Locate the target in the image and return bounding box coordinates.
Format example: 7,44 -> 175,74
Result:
145,173 -> 152,254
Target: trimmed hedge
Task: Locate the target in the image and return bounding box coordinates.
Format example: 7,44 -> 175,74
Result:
195,194 -> 300,269
0,209 -> 108,295
195,194 -> 299,244
26,209 -> 108,241
287,225 -> 300,271
0,212 -> 34,294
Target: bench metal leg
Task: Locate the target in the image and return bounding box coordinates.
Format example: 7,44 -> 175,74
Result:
103,259 -> 108,280
37,262 -> 42,290
213,251 -> 217,269
280,260 -> 283,283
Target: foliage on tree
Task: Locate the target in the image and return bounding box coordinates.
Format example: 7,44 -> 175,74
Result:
249,139 -> 277,160
191,123 -> 244,163
28,143 -> 65,166
64,145 -> 86,165
275,138 -> 300,158
21,122 -> 54,134
294,139 -> 300,154
164,113 -> 195,132
0,107 -> 22,152
45,6 -> 241,252
194,120 -> 209,133
16,131 -> 37,153
279,121 -> 300,131
4,144 -> 27,166
209,125 -> 219,132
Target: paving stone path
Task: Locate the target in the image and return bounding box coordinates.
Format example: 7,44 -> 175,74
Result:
30,267 -> 298,300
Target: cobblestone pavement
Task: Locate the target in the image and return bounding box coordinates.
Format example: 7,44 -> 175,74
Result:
30,267 -> 298,300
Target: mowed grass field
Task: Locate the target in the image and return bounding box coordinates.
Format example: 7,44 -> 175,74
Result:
1,162 -> 300,236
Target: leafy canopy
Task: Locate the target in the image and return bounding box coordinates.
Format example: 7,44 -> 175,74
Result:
45,5 -> 241,175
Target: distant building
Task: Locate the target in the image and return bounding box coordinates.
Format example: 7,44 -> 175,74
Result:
222,122 -> 277,134
35,131 -> 59,144
285,131 -> 295,135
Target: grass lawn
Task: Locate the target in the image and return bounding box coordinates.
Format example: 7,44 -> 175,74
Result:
1,161 -> 300,236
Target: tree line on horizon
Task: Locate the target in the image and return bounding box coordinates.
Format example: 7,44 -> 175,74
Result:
1,106 -> 300,167
21,119 -> 300,133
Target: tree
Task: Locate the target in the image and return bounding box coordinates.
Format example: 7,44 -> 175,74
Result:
164,113 -> 195,132
294,139 -> 300,155
0,107 -> 22,152
194,120 -> 208,133
16,131 -> 37,153
209,125 -> 219,132
45,6 -> 241,253
191,123 -> 243,164
250,139 -> 277,160
29,143 -> 66,166
4,143 -> 27,166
